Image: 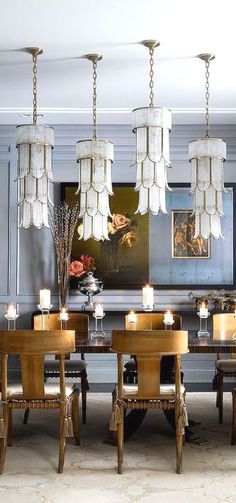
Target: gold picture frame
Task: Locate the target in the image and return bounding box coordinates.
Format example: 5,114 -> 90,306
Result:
171,210 -> 211,259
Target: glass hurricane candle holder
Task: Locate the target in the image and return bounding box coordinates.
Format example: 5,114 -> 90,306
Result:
37,304 -> 53,330
197,311 -> 210,338
4,304 -> 19,330
91,313 -> 105,338
163,311 -> 174,330
58,308 -> 69,330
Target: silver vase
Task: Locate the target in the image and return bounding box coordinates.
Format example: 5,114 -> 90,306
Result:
78,272 -> 103,310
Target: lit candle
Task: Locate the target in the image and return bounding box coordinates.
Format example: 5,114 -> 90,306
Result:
95,304 -> 104,318
142,285 -> 154,310
59,307 -> 69,321
164,310 -> 174,325
199,301 -> 208,318
7,304 -> 17,319
127,310 -> 137,324
234,309 -> 236,319
39,289 -> 51,309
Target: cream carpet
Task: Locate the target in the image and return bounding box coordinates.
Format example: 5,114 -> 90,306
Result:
0,392 -> 236,503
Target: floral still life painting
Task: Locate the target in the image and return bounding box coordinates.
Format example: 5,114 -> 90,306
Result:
172,210 -> 210,259
62,184 -> 149,288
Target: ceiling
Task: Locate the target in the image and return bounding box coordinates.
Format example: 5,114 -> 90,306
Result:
0,0 -> 235,126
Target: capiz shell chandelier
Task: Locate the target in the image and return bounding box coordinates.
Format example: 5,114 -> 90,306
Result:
189,53 -> 226,239
76,54 -> 113,241
132,40 -> 171,215
16,47 -> 54,229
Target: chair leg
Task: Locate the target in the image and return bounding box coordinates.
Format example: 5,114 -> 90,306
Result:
81,373 -> 87,424
117,407 -> 124,474
72,393 -> 80,446
0,406 -> 9,475
175,403 -> 183,474
231,389 -> 236,445
58,405 -> 66,474
218,371 -> 224,424
23,408 -> 30,424
7,409 -> 12,447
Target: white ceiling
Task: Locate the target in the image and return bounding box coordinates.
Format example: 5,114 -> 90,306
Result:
0,0 -> 236,126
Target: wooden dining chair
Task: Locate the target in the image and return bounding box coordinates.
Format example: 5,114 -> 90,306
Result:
213,313 -> 236,423
110,330 -> 189,474
32,312 -> 89,424
0,330 -> 80,474
124,313 -> 182,383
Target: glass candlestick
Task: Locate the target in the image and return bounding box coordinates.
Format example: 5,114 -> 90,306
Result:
164,321 -> 174,331
91,313 -> 105,338
4,313 -> 19,330
58,311 -> 69,330
37,304 -> 53,330
197,312 -> 210,338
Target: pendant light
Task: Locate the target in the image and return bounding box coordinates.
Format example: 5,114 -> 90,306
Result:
189,53 -> 226,239
132,40 -> 171,215
76,54 -> 113,241
16,47 -> 54,229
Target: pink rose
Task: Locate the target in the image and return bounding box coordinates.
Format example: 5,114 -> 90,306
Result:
110,214 -> 131,233
69,260 -> 85,277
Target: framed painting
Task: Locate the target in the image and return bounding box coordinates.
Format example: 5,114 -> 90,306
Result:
171,210 -> 211,259
149,184 -> 235,288
61,183 -> 149,288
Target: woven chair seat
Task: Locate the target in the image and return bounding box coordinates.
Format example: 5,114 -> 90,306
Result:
6,382 -> 79,401
122,383 -> 185,397
216,360 -> 236,372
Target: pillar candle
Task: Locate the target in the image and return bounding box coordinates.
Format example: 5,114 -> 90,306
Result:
59,307 -> 69,321
39,289 -> 51,309
199,301 -> 208,317
95,304 -> 104,318
164,310 -> 174,325
7,304 -> 16,318
127,310 -> 137,324
142,285 -> 154,309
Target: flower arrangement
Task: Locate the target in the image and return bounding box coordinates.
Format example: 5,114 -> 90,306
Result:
69,254 -> 95,278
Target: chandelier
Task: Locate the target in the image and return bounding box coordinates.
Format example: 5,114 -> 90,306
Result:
16,47 -> 54,229
76,54 -> 113,241
189,53 -> 226,239
132,40 -> 171,215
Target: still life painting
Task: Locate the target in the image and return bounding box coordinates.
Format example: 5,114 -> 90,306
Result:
172,210 -> 210,259
62,184 -> 149,288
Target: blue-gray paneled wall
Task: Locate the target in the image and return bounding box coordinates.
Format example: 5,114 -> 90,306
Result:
0,124 -> 236,385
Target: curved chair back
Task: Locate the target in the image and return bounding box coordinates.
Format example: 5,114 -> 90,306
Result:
125,312 -> 182,331
0,330 -> 75,399
33,312 -> 89,332
213,313 -> 236,340
111,330 -> 188,398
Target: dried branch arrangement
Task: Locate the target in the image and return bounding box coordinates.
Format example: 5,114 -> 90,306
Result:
49,202 -> 80,308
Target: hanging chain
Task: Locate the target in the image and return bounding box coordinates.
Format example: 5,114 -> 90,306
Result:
92,60 -> 97,140
32,53 -> 38,125
149,47 -> 155,107
205,59 -> 210,138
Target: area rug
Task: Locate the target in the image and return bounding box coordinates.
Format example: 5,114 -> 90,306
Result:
0,392 -> 235,502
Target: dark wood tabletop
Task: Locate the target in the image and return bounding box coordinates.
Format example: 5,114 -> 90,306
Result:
75,330 -> 236,354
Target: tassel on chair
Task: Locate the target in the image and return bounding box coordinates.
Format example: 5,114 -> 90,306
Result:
0,418 -> 6,439
63,416 -> 74,438
109,399 -> 126,431
176,397 -> 189,435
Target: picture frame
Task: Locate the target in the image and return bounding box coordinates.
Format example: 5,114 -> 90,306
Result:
61,183 -> 149,289
149,184 -> 235,289
171,210 -> 211,259
61,183 -> 235,290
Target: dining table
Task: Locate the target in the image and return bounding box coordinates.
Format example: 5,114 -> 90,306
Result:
75,330 -> 236,354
